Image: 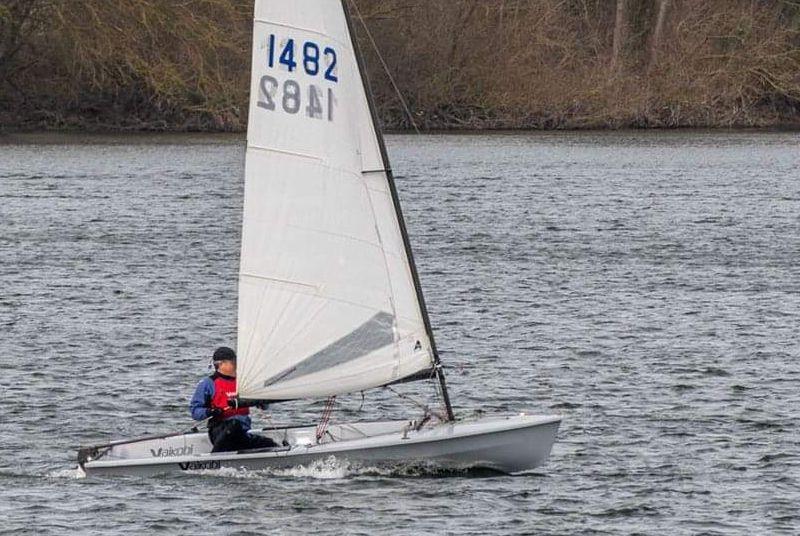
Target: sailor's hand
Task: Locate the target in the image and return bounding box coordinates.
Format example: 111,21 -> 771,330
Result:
256,402 -> 269,410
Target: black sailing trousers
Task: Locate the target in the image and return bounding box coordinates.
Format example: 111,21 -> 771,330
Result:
208,419 -> 278,453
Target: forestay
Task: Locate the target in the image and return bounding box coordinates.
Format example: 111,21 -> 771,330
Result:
236,0 -> 433,400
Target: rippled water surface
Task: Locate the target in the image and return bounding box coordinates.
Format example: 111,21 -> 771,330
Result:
1,131 -> 798,535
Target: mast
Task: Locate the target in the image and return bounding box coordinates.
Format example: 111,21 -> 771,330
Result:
341,0 -> 455,421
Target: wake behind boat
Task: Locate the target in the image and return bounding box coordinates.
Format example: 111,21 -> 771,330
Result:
78,0 -> 561,477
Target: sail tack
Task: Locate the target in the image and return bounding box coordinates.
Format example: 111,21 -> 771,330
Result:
236,0 -> 433,400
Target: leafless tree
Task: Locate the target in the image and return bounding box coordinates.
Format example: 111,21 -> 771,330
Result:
649,0 -> 672,69
611,0 -> 630,72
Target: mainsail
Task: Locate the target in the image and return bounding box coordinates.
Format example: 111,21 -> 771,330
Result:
236,0 -> 434,400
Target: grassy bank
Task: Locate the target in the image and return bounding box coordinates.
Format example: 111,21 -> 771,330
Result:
1,0 -> 799,131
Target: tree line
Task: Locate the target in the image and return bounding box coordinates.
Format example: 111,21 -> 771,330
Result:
1,0 -> 799,131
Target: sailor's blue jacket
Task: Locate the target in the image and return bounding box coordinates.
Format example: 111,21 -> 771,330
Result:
189,376 -> 252,429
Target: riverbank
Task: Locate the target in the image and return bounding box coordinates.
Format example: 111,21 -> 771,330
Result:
2,127 -> 800,150
3,114 -> 800,133
1,1 -> 798,132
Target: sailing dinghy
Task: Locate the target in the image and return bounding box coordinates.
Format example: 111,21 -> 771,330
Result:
78,0 -> 561,477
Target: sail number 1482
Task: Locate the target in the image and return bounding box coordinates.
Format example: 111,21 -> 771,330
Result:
257,35 -> 338,122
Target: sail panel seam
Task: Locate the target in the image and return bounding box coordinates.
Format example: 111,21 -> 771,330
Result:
248,144 -> 322,161
243,220 -> 408,258
247,146 -> 385,185
239,272 -> 319,291
260,351 -> 432,397
253,18 -> 350,49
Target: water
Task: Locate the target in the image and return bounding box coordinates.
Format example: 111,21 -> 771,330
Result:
1,131 -> 798,535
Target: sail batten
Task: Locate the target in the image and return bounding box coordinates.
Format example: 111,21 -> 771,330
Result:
254,19 -> 351,44
248,144 -> 322,161
236,0 -> 433,400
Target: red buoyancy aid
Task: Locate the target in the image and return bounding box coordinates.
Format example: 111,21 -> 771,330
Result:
211,374 -> 249,421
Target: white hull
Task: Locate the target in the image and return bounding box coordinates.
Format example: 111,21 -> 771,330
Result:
80,414 -> 561,477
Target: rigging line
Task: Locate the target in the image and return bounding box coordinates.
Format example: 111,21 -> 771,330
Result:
262,411 -> 279,432
429,374 -> 443,413
359,137 -> 402,349
315,396 -> 337,443
347,0 -> 421,134
384,384 -> 446,422
262,411 -> 290,446
184,416 -> 211,433
343,0 -> 454,422
85,417 -> 213,457
434,376 -> 449,419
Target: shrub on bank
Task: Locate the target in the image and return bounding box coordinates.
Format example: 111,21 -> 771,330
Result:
1,0 -> 798,131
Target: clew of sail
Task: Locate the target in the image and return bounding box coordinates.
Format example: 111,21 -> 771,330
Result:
236,0 -> 433,400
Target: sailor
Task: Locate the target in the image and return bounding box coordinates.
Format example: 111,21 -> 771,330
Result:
190,346 -> 277,452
